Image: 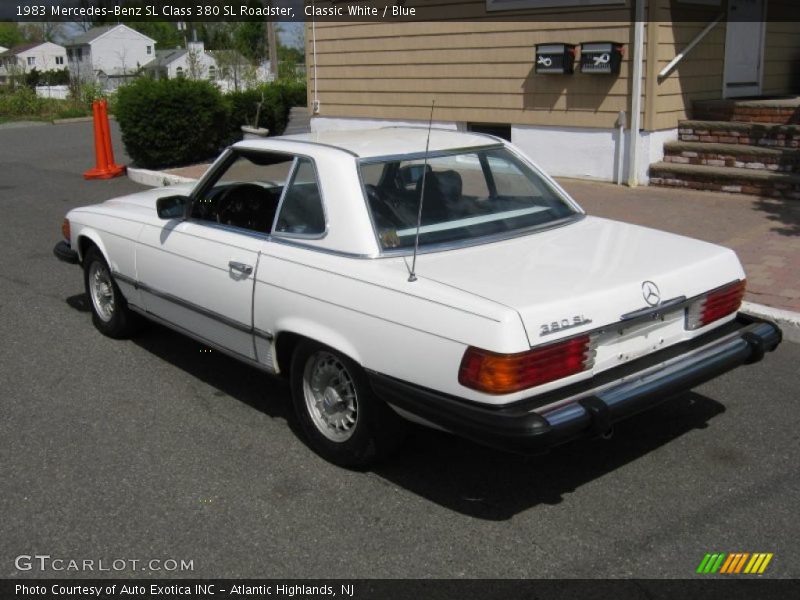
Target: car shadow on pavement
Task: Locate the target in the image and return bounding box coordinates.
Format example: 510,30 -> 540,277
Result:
66,293 -> 91,312
92,311 -> 727,522
129,320 -> 293,421
373,392 -> 725,520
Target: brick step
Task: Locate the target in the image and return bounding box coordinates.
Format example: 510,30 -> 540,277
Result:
649,162 -> 800,199
693,100 -> 800,125
663,141 -> 800,173
678,120 -> 800,148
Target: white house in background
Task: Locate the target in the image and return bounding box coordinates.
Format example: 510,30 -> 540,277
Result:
145,40 -> 267,93
146,41 -> 217,82
66,24 -> 155,89
0,42 -> 67,85
0,46 -> 7,54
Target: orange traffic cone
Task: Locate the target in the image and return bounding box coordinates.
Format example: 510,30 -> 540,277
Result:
84,99 -> 125,180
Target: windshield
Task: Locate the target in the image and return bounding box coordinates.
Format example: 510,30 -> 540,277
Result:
359,147 -> 579,251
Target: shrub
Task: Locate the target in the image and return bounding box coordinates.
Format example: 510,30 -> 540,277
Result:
224,80 -> 307,144
116,77 -> 229,169
0,87 -> 43,115
275,80 -> 307,109
25,68 -> 70,88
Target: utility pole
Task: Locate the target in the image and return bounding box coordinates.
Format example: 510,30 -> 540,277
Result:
266,20 -> 278,79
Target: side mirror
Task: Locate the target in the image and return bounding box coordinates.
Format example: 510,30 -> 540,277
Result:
156,195 -> 191,220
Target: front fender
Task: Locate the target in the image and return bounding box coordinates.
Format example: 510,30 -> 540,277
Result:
74,226 -> 112,266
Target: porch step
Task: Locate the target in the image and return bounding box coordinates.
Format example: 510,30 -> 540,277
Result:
649,162 -> 800,199
663,141 -> 800,173
693,98 -> 800,125
678,120 -> 800,148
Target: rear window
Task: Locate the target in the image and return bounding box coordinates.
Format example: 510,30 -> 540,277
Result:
359,147 -> 577,251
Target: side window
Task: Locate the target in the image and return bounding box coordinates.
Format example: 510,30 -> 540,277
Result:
192,151 -> 293,234
274,158 -> 326,236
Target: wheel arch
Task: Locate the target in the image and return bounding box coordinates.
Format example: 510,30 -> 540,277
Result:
76,228 -> 111,265
273,318 -> 364,377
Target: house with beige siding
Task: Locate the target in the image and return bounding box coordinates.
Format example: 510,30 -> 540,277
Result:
304,0 -> 800,187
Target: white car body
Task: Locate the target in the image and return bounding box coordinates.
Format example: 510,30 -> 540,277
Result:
55,128 -> 781,464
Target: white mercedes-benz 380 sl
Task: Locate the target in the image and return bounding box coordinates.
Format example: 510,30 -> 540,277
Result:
54,128 -> 781,467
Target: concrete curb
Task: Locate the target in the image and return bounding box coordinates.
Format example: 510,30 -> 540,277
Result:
52,116 -> 93,124
742,301 -> 800,344
127,167 -> 197,188
52,115 -> 116,125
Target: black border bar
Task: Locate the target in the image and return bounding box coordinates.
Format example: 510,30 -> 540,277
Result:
2,1 -> 798,23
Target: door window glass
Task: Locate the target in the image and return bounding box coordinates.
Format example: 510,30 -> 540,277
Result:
274,158 -> 326,236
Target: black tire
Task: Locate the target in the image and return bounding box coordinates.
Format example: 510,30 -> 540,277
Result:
290,340 -> 406,468
83,246 -> 139,339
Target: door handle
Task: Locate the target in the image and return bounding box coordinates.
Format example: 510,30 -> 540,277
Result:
229,261 -> 253,275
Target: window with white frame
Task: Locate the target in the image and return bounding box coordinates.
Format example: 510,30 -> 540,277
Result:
146,45 -> 152,55
487,0 -> 624,10
208,65 -> 216,80
176,66 -> 184,78
56,56 -> 64,65
27,57 -> 35,66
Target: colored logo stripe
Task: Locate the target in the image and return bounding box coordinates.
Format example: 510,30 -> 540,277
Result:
698,552 -> 773,574
696,553 -> 726,574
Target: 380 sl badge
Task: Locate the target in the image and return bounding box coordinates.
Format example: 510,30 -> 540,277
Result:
540,315 -> 592,336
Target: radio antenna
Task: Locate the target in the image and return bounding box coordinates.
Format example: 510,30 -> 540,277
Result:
408,99 -> 435,283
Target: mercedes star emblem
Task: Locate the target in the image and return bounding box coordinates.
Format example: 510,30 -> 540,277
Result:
641,281 -> 661,307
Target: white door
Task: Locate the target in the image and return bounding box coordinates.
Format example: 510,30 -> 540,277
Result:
136,221 -> 263,360
724,0 -> 766,98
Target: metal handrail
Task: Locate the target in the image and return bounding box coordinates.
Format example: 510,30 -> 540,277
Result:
657,13 -> 725,82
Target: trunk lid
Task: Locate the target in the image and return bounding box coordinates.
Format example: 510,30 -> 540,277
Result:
413,216 -> 745,349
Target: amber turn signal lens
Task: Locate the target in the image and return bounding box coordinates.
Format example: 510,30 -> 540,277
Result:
459,335 -> 594,395
61,218 -> 70,241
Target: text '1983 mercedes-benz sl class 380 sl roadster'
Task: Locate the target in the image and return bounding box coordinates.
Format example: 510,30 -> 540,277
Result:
54,128 -> 782,467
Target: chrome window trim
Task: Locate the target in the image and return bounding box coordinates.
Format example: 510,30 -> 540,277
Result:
376,214 -> 585,258
358,144 -> 504,165
270,235 -> 378,259
270,155 -> 330,241
182,219 -> 272,242
189,147 -> 236,199
269,156 -> 299,233
501,144 -> 585,214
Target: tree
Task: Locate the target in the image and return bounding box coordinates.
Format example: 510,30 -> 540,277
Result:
185,46 -> 206,80
18,22 -> 64,43
212,49 -> 255,92
127,22 -> 182,49
0,23 -> 24,48
234,21 -> 266,62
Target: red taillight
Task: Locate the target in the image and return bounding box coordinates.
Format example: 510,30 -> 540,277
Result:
61,218 -> 70,241
459,335 -> 595,394
686,280 -> 746,330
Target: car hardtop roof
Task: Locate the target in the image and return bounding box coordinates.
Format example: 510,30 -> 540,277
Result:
234,127 -> 504,159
